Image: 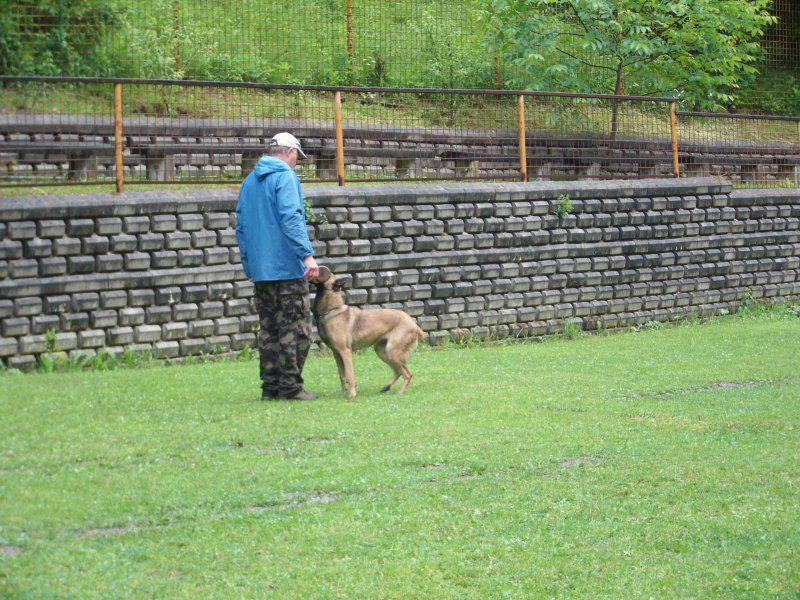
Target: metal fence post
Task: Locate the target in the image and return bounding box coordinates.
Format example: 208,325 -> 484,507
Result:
114,83 -> 124,194
669,101 -> 680,178
173,0 -> 181,72
796,121 -> 800,185
334,91 -> 346,186
346,0 -> 354,84
517,95 -> 527,182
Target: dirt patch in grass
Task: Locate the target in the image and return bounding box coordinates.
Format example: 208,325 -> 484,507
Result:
535,404 -> 588,414
627,378 -> 798,401
421,463 -> 446,470
1,545 -> 22,556
631,413 -> 711,430
76,524 -> 139,538
245,491 -> 341,513
304,435 -> 341,444
556,455 -> 602,469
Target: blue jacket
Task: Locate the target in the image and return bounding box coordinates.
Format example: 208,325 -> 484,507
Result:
235,156 -> 314,282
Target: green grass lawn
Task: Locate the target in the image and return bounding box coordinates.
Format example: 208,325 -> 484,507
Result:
1,315 -> 799,597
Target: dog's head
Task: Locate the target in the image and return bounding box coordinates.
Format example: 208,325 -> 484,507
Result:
315,266 -> 349,293
312,267 -> 350,318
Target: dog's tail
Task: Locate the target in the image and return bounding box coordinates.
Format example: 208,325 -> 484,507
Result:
416,325 -> 424,341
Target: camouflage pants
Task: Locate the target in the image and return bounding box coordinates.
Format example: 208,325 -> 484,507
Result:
254,279 -> 312,398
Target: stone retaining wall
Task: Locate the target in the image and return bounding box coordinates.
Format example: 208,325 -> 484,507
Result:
1,178 -> 798,370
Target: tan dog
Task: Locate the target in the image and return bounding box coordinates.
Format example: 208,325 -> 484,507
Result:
312,266 -> 424,398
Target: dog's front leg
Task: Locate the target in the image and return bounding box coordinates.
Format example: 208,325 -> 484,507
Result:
331,349 -> 347,395
340,347 -> 357,398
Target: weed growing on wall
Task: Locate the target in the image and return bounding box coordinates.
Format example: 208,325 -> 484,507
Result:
553,194 -> 574,217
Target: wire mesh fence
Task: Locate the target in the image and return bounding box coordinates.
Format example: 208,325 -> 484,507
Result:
522,95 -> 677,182
676,111 -> 800,187
2,0 -> 491,89
3,76 -> 797,190
763,0 -> 800,69
2,0 -> 797,114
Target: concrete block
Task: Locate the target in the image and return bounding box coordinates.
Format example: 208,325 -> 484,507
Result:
192,230 -> 217,248
0,240 -> 23,260
199,301 -> 224,319
204,248 -> 229,265
178,249 -> 204,267
151,251 -> 178,269
188,319 -> 215,337
223,299 -> 251,317
96,217 -> 123,236
65,219 -> 94,237
132,324 -> 161,343
36,220 -> 66,238
154,341 -> 180,358
180,338 -> 209,355
178,214 -> 204,231
90,310 -> 118,329
138,232 -> 165,252
14,298 -> 42,317
150,215 -> 178,233
5,354 -> 36,371
171,303 -> 198,321
207,336 -> 231,353
10,259 -> 38,278
165,231 -> 192,250
38,257 -> 67,277
78,329 -> 106,349
119,308 -> 145,326
123,253 -> 150,271
52,332 -> 78,351
214,318 -> 240,336
143,305 -> 171,325
23,238 -> 52,258
98,291 -> 126,310
1,317 -> 29,337
233,280 -> 255,299
162,322 -> 189,341
7,221 -> 36,240
98,255 -> 126,274
124,216 -> 150,234
239,314 -> 261,333
61,312 -> 89,331
110,234 -> 138,253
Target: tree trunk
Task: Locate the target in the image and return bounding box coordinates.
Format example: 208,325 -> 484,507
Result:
610,61 -> 624,146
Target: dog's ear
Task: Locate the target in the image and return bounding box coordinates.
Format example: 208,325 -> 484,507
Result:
316,266 -> 332,283
333,277 -> 350,291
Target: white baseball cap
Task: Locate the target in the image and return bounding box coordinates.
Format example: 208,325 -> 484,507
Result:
269,132 -> 307,159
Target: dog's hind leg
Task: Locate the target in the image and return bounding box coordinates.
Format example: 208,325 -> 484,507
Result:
395,364 -> 413,394
385,338 -> 414,394
375,341 -> 401,393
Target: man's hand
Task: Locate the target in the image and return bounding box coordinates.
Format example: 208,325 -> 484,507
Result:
303,255 -> 320,281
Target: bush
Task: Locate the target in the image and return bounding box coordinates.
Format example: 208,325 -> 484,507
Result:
735,68 -> 800,116
0,0 -> 120,76
407,9 -> 494,90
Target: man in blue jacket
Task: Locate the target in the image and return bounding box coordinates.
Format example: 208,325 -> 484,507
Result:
236,132 -> 320,401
